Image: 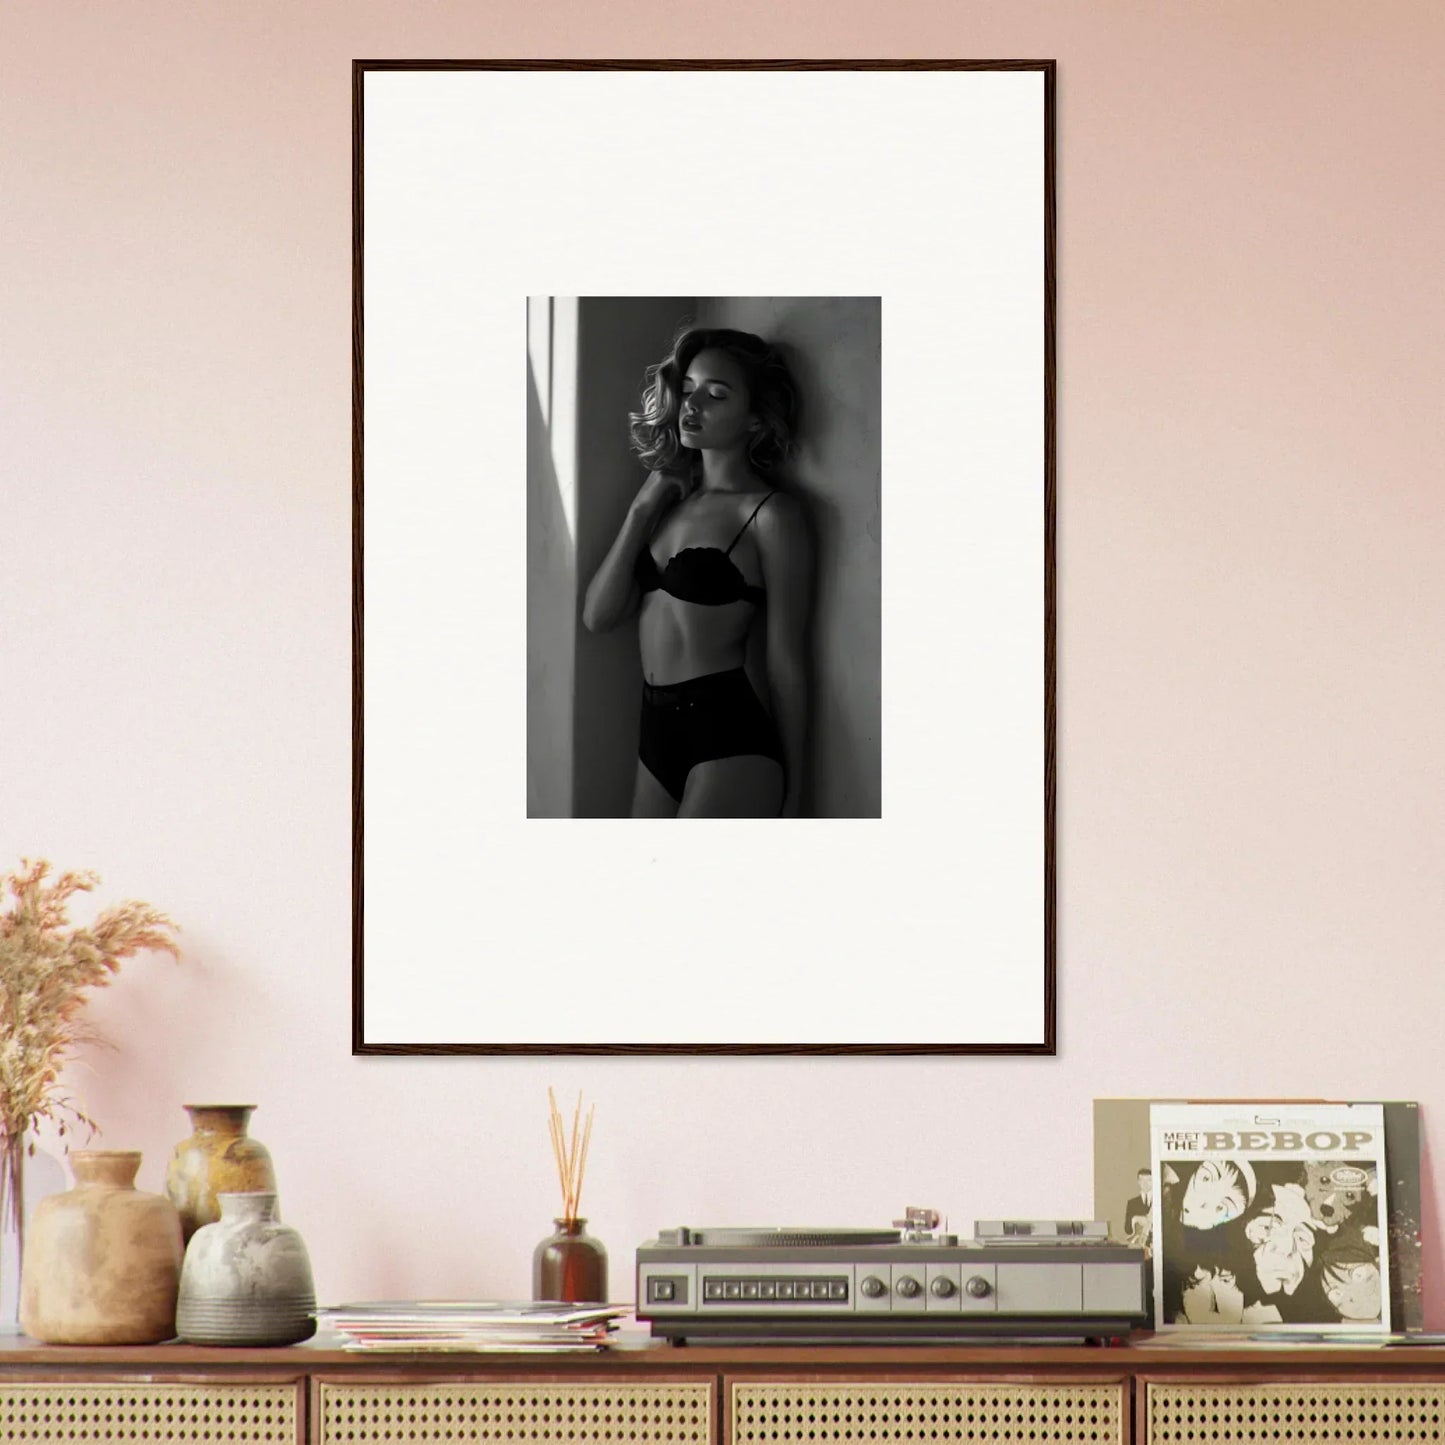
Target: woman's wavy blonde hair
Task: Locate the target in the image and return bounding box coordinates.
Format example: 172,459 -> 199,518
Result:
628,325 -> 798,478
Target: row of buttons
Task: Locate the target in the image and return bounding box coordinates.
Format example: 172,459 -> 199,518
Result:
703,1276 -> 849,1303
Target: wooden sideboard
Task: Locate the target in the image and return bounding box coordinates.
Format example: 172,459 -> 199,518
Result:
3,1335 -> 1445,1443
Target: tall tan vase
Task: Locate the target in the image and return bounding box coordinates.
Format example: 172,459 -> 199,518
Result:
165,1104 -> 277,1241
19,1150 -> 183,1344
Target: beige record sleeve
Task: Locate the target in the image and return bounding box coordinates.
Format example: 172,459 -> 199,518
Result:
1093,1098 -> 1156,1244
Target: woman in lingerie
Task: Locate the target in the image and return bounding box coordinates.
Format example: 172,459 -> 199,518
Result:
582,326 -> 811,817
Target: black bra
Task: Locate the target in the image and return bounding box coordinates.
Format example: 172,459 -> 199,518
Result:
636,493 -> 775,608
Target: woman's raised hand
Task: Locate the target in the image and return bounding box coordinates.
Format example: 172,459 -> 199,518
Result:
631,468 -> 692,521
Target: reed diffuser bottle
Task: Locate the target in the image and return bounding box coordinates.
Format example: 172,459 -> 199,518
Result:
533,1090 -> 607,1304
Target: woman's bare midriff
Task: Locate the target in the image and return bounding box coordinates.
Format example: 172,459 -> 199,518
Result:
638,591 -> 753,685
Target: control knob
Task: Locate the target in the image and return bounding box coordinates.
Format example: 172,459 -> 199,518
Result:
895,1275 -> 922,1299
965,1275 -> 993,1299
929,1276 -> 957,1299
859,1275 -> 887,1300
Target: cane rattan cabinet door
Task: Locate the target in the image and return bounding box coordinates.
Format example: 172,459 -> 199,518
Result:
316,1377 -> 715,1444
1146,1379 -> 1445,1444
0,1380 -> 301,1444
729,1379 -> 1126,1445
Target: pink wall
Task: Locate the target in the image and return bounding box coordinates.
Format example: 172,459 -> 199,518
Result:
3,2 -> 1443,1316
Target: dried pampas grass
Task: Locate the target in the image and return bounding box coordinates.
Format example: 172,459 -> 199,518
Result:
0,859 -> 180,1234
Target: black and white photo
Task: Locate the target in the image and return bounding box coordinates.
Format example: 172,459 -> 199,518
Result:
529,297 -> 880,820
356,62 -> 1053,1051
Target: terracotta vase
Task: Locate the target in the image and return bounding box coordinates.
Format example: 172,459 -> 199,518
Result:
533,1217 -> 608,1303
176,1191 -> 316,1346
165,1104 -> 277,1241
19,1150 -> 183,1345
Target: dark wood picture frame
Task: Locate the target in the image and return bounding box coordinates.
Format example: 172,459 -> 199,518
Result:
353,59 -> 1056,1056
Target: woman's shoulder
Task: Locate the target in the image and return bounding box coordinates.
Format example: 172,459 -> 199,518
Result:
750,488 -> 810,566
753,486 -> 805,528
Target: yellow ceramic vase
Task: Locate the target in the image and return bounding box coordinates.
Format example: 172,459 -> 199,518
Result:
20,1150 -> 183,1344
165,1104 -> 278,1242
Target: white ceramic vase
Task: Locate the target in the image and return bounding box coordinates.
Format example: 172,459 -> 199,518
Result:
176,1191 -> 315,1346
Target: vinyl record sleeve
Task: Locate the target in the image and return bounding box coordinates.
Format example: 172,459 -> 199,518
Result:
1149,1102 -> 1390,1334
1092,1098 -> 1421,1332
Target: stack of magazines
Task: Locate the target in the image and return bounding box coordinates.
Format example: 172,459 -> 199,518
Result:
315,1301 -> 631,1352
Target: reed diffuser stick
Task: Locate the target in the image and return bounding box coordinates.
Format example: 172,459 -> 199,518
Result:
576,1106 -> 595,1217
567,1093 -> 582,1217
547,1091 -> 569,1209
547,1088 -> 596,1223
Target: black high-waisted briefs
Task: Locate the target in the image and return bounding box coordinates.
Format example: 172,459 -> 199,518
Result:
638,667 -> 784,803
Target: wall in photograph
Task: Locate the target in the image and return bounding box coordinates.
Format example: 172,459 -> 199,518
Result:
526,297 -> 577,819
694,296 -> 882,819
535,294 -> 880,819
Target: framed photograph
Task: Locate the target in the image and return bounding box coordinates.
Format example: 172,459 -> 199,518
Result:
354,60 -> 1055,1054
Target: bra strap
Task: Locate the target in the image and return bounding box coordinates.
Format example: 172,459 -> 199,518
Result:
724,492 -> 776,554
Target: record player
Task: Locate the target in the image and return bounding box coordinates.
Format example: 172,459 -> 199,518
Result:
635,1209 -> 1147,1343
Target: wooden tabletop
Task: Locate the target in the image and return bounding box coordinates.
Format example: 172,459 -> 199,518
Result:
2,1332 -> 1444,1372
